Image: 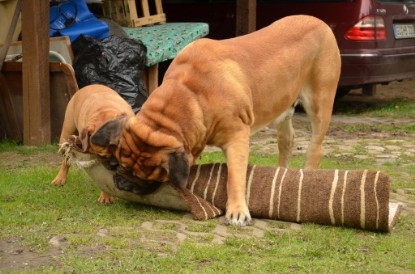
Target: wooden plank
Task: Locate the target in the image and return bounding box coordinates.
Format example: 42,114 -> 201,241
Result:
145,64 -> 158,94
132,14 -> 166,27
155,0 -> 163,15
0,72 -> 22,140
0,0 -> 22,70
236,0 -> 256,36
140,0 -> 150,18
21,0 -> 50,145
0,0 -> 22,43
127,0 -> 138,23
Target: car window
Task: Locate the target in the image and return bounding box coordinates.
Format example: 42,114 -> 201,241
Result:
164,0 -> 235,3
258,0 -> 353,2
163,0 -> 356,4
378,0 -> 415,2
164,0 -> 353,3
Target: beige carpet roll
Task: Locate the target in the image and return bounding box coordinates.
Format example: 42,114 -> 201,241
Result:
70,151 -> 401,232
183,164 -> 401,232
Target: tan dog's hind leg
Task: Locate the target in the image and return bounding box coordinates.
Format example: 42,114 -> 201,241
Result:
304,109 -> 332,169
276,109 -> 296,168
223,126 -> 252,226
301,37 -> 340,169
302,83 -> 337,169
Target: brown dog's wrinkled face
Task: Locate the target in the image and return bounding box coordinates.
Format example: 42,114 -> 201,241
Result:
118,144 -> 170,183
117,131 -> 190,189
91,117 -> 191,189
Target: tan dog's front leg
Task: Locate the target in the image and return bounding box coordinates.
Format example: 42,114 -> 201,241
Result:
51,159 -> 69,186
223,129 -> 252,226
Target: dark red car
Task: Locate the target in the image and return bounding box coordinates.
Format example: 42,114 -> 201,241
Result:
164,0 -> 415,97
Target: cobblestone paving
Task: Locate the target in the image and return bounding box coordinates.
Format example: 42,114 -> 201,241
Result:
88,215 -> 303,256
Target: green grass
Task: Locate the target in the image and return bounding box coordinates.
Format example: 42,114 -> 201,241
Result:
334,99 -> 415,119
0,139 -> 57,154
363,100 -> 415,119
330,122 -> 415,134
1,143 -> 414,273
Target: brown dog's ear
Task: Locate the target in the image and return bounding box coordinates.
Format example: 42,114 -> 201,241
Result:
80,128 -> 91,152
168,152 -> 190,189
90,115 -> 129,148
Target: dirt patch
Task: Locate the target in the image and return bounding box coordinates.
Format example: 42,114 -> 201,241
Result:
0,151 -> 61,170
0,237 -> 63,271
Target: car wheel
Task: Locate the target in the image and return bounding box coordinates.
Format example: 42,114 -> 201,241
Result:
362,84 -> 376,96
335,88 -> 351,98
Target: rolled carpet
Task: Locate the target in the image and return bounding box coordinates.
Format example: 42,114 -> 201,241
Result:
70,150 -> 402,232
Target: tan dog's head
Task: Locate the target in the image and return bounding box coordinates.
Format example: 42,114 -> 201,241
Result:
91,117 -> 190,188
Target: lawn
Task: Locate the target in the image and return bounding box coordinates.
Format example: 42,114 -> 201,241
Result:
1,96 -> 415,273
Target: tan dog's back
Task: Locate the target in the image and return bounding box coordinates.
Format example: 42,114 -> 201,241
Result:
226,15 -> 340,130
165,15 -> 340,133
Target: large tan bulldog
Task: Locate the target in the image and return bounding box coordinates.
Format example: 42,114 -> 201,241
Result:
92,15 -> 341,225
51,84 -> 135,203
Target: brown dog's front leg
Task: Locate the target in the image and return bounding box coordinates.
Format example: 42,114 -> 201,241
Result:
223,129 -> 252,226
98,191 -> 114,204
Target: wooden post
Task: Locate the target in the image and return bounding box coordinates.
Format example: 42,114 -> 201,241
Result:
21,0 -> 50,145
236,0 -> 256,36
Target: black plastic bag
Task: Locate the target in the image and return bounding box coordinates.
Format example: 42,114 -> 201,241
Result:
72,35 -> 148,113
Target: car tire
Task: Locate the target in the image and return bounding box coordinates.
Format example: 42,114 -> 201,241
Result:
362,84 -> 376,96
335,88 -> 351,98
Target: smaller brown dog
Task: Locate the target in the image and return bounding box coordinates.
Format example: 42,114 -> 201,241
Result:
51,84 -> 135,203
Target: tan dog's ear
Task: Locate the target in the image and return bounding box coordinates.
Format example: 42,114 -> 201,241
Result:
167,151 -> 190,189
90,115 -> 129,148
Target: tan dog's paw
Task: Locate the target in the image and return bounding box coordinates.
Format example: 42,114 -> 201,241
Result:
225,204 -> 252,226
98,192 -> 114,204
51,177 -> 66,186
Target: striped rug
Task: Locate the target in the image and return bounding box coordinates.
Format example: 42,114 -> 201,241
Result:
174,164 -> 402,232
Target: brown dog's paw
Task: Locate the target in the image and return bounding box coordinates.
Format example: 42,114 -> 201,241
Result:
51,177 -> 66,186
98,192 -> 114,204
225,204 -> 252,226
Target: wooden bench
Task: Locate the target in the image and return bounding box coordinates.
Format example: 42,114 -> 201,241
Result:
102,0 -> 209,94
